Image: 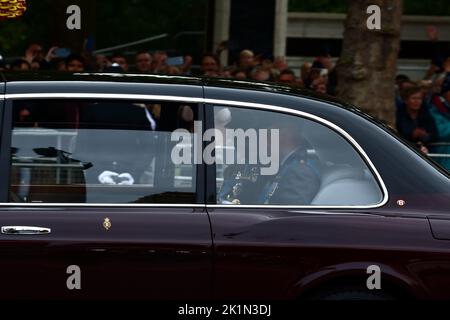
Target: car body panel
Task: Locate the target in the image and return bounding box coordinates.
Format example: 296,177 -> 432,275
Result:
0,75 -> 211,300
0,207 -> 212,299
0,72 -> 448,300
206,208 -> 450,299
203,84 -> 450,300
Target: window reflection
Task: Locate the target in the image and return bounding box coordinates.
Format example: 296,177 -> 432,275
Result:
10,100 -> 198,204
214,106 -> 383,206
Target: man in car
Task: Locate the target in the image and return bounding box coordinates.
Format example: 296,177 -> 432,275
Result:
259,118 -> 321,205
218,117 -> 321,205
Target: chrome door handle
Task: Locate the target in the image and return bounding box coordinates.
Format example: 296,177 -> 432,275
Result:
1,226 -> 51,235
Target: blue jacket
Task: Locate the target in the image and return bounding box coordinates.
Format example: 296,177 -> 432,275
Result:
428,95 -> 450,170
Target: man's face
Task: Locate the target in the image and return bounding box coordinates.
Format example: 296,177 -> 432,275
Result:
136,53 -> 152,72
95,55 -> 108,70
112,57 -> 128,71
239,53 -> 254,68
318,55 -> 333,70
316,83 -> 327,94
269,120 -> 300,156
67,59 -> 84,72
253,70 -> 270,82
28,44 -> 44,60
201,56 -> 218,73
152,52 -> 167,65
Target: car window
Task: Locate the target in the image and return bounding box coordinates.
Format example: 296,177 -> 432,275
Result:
213,106 -> 383,206
10,99 -> 198,204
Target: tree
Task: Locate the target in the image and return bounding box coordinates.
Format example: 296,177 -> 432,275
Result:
335,0 -> 403,126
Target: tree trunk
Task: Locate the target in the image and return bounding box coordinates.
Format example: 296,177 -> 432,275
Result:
336,0 -> 403,127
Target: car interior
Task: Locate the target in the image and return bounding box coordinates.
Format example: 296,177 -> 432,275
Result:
9,100 -> 198,204
215,106 -> 383,206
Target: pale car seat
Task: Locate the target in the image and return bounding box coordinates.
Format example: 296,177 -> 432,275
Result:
311,166 -> 382,206
301,120 -> 383,206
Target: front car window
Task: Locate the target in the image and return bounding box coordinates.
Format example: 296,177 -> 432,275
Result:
10,99 -> 198,204
213,106 -> 383,206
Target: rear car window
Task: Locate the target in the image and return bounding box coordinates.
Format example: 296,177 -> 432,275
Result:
213,105 -> 384,206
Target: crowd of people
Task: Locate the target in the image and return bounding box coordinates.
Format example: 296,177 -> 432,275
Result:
0,42 -> 335,95
394,26 -> 450,168
0,26 -> 449,169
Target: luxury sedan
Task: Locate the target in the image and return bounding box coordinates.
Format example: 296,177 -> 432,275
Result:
0,72 -> 449,300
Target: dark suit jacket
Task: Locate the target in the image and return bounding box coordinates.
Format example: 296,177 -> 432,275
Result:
267,148 -> 321,205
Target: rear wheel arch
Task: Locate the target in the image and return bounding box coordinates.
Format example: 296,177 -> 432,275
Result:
293,264 -> 422,300
298,274 -> 415,300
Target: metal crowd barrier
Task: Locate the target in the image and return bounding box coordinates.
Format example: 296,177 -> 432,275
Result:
428,143 -> 450,159
428,142 -> 450,171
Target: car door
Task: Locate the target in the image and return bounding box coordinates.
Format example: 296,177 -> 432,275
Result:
204,102 -> 387,299
0,94 -> 212,300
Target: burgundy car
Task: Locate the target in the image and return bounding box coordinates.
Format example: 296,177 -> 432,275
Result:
0,72 -> 449,300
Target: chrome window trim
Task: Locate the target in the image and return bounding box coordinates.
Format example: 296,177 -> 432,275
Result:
2,92 -> 389,210
2,203 -> 205,208
5,93 -> 204,103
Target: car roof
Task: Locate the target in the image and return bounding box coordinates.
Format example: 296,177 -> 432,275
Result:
0,71 -> 203,86
1,71 -> 391,128
0,71 -> 344,105
1,71 -> 388,129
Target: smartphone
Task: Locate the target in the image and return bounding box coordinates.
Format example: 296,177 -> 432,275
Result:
166,56 -> 184,66
54,48 -> 71,58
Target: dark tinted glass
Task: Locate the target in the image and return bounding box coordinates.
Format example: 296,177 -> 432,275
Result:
213,106 -> 383,206
10,100 -> 198,204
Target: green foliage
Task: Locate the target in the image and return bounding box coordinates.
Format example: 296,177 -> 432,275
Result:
0,0 -> 52,56
0,0 -> 208,57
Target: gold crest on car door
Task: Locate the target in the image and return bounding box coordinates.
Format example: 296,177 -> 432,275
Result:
103,218 -> 112,231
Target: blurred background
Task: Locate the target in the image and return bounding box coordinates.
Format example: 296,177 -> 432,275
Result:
1,0 -> 449,170
1,0 -> 449,77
